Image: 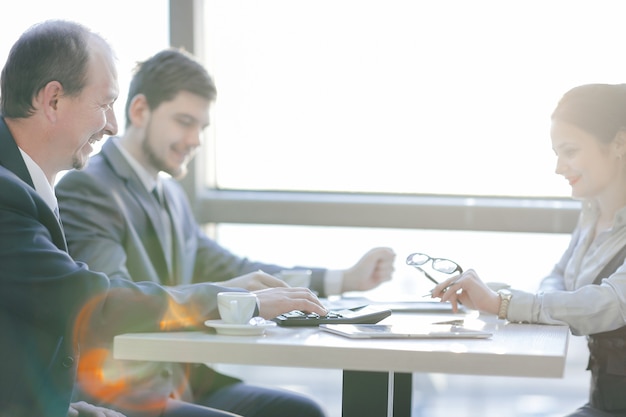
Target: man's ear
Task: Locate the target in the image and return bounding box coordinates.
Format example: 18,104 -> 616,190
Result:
38,81 -> 64,122
128,94 -> 150,127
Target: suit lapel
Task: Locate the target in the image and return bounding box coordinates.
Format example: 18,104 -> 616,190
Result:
0,118 -> 34,188
100,140 -> 175,283
0,118 -> 67,251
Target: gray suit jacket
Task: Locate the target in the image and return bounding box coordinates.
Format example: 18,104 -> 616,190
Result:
57,138 -> 326,290
56,138 -> 325,412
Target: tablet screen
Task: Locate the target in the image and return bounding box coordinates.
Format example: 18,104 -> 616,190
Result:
319,323 -> 492,339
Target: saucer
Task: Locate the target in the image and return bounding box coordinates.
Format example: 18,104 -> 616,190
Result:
204,319 -> 277,336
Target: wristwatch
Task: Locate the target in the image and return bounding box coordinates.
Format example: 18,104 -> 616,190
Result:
497,289 -> 512,320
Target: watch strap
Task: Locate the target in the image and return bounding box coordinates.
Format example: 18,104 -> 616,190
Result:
497,290 -> 512,320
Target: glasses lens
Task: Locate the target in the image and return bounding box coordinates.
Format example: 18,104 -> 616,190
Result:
406,253 -> 429,266
432,259 -> 459,274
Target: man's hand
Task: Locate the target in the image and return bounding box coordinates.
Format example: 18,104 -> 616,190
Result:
217,270 -> 288,291
342,247 -> 396,292
254,287 -> 327,319
68,402 -> 126,417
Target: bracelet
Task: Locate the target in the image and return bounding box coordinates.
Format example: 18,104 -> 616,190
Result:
497,289 -> 512,320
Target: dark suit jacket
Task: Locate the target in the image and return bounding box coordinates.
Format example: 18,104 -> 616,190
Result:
0,119 -> 227,417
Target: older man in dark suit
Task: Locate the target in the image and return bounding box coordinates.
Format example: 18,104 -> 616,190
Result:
0,20 -> 326,417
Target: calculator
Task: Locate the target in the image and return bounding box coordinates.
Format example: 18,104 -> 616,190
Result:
272,305 -> 392,327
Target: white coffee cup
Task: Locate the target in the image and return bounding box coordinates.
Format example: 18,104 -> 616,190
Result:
217,292 -> 258,324
278,269 -> 312,288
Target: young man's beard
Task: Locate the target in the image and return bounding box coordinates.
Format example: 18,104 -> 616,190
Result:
141,135 -> 188,179
72,152 -> 87,170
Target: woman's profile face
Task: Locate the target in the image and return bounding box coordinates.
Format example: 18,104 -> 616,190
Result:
551,120 -> 619,200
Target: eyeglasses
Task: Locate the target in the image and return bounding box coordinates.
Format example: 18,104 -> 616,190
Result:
406,253 -> 463,286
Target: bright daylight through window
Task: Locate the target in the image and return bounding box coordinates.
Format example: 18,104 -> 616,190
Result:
203,0 -> 626,197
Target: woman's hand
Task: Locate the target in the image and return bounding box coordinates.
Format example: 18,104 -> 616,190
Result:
431,269 -> 501,315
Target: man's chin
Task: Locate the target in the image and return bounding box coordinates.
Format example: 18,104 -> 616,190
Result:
71,154 -> 89,171
165,163 -> 188,180
171,168 -> 187,180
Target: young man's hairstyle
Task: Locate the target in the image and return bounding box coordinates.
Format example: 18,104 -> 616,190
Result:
125,48 -> 217,128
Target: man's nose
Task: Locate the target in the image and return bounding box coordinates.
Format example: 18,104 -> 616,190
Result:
185,129 -> 202,148
104,107 -> 118,136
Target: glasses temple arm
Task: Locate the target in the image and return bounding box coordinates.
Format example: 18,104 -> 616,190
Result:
413,266 -> 440,286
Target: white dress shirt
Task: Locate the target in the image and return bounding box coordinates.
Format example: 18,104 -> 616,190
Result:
18,147 -> 58,215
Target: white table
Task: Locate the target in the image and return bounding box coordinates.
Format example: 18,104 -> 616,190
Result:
114,312 -> 570,417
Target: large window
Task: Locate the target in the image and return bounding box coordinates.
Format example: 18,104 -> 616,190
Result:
190,0 -> 592,290
0,3 -> 592,415
202,0 -> 626,197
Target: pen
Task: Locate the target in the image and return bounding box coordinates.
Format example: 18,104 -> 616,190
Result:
423,280 -> 459,298
433,319 -> 465,325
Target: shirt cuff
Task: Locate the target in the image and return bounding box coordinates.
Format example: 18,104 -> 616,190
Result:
324,269 -> 344,296
506,289 -> 533,323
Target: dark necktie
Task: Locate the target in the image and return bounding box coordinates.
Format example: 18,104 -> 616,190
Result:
152,187 -> 175,282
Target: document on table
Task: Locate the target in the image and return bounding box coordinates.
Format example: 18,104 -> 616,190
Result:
323,296 -> 467,314
319,323 -> 492,339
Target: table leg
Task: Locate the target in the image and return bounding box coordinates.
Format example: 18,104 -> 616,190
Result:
342,371 -> 412,417
393,372 -> 412,416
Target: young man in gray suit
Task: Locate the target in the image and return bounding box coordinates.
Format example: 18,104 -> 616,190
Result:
56,48 -> 395,417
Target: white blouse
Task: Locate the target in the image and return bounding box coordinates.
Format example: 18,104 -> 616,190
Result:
508,201 -> 626,336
